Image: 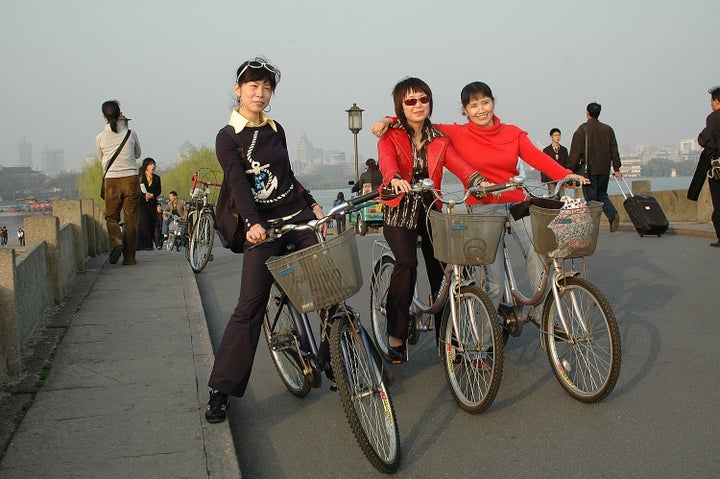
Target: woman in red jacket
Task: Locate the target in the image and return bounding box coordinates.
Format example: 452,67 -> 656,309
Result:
377,77 -> 485,363
374,81 -> 586,310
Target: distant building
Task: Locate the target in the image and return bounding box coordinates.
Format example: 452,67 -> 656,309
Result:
41,147 -> 65,177
179,140 -> 196,162
679,138 -> 701,163
18,139 -> 32,167
0,166 -> 49,197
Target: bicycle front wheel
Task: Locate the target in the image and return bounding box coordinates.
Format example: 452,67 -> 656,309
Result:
440,285 -> 503,414
263,283 -> 312,397
166,232 -> 175,251
189,211 -> 214,273
330,314 -> 401,474
542,276 -> 621,403
369,255 -> 394,358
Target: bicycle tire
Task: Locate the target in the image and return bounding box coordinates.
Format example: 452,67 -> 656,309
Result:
189,211 -> 214,273
369,255 -> 394,358
166,232 -> 175,251
541,276 -> 621,403
439,284 -> 503,414
263,283 -> 312,397
184,211 -> 194,262
330,314 -> 401,474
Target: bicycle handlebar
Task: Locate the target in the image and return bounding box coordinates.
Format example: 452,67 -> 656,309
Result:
248,191 -> 381,250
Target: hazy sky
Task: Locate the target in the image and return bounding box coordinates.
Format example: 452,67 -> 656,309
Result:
1,0 -> 718,173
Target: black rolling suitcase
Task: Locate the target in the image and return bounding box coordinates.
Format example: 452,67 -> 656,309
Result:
615,177 -> 669,237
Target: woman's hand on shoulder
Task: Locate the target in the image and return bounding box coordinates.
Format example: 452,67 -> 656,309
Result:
371,118 -> 392,138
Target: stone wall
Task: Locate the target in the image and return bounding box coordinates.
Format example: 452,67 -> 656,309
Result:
1,198 -> 106,383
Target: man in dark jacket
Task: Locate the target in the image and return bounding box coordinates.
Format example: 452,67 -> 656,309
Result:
542,128 -> 569,196
568,102 -> 623,232
689,86 -> 720,247
351,158 -> 383,194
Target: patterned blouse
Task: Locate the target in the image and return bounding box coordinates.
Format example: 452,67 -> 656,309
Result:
383,124 -> 441,229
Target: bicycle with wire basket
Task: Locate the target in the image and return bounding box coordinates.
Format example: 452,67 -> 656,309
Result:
370,178 -> 516,414
491,179 -> 621,403
257,190 -> 400,474
185,170 -> 222,273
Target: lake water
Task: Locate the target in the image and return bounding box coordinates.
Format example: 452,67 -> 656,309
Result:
0,176 -> 695,245
309,176 -> 695,210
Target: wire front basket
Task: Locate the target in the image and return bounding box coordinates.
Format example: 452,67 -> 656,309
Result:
429,210 -> 506,265
530,200 -> 603,258
266,229 -> 363,313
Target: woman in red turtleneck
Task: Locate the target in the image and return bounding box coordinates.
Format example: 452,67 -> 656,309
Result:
373,81 -> 586,309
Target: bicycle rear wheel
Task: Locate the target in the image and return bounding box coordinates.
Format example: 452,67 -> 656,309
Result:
542,276 -> 621,403
440,285 -> 503,414
263,283 -> 312,397
189,211 -> 214,273
330,314 -> 401,474
369,255 -> 394,358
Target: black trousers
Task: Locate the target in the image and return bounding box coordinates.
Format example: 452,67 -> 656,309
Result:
709,177 -> 720,240
383,211 -> 444,340
208,226 -> 317,398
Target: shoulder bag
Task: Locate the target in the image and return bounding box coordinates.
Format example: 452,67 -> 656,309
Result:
214,125 -> 246,253
100,130 -> 131,200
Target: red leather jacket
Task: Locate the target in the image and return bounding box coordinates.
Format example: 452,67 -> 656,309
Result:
377,127 -> 476,208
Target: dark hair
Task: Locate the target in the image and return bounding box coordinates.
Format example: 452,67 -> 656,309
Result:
365,158 -> 377,170
102,100 -> 122,133
139,157 -> 156,175
169,190 -> 178,197
336,192 -> 345,200
235,56 -> 280,92
460,82 -> 494,107
392,77 -> 433,131
709,86 -> 720,102
587,102 -> 602,118
549,128 -> 561,136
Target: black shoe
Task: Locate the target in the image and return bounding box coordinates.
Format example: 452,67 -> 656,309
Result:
386,344 -> 406,364
109,244 -> 124,264
205,390 -> 228,424
711,241 -> 720,248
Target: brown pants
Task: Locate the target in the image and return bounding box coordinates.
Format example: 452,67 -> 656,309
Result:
104,175 -> 140,262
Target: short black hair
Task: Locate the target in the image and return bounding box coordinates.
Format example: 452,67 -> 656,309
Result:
549,128 -> 561,136
587,102 -> 601,118
709,86 -> 720,102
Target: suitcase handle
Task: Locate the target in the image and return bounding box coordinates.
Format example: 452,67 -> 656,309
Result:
613,175 -> 634,200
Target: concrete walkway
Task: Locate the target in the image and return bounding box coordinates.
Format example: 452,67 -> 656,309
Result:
0,219 -> 715,478
0,250 -> 239,478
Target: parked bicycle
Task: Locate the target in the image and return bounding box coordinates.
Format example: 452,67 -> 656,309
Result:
185,170 -> 221,273
370,178 -> 516,413
258,189 -> 400,473
492,179 -> 621,403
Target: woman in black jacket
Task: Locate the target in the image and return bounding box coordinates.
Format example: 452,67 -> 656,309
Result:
136,157 -> 161,251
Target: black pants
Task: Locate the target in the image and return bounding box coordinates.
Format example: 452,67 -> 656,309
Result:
383,211 -> 444,340
709,177 -> 720,240
137,199 -> 157,249
208,226 -> 317,398
583,174 -> 618,222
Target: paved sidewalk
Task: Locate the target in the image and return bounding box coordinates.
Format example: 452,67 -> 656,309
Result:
0,250 -> 239,478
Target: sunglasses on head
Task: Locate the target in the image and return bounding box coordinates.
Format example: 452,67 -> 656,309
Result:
403,96 -> 430,107
236,59 -> 281,84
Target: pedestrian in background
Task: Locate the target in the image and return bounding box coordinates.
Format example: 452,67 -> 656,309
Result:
689,85 -> 720,247
137,157 -> 161,251
542,128 -> 569,197
333,191 -> 347,234
567,102 -> 622,232
96,99 -> 142,265
18,227 -> 25,246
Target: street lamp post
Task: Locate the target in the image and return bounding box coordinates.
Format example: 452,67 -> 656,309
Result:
346,103 -> 364,183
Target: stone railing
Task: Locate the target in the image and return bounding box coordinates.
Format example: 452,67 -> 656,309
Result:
0,199 -> 107,383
